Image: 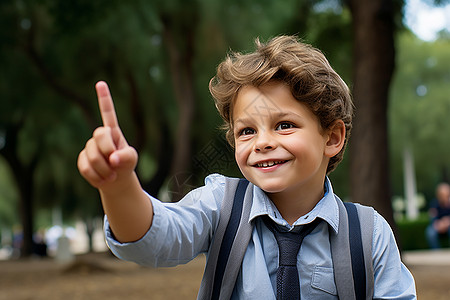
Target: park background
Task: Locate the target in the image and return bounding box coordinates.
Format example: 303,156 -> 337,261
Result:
0,0 -> 450,263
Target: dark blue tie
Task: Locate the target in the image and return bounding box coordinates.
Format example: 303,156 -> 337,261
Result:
263,217 -> 321,300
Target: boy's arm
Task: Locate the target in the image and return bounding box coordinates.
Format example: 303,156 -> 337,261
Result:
372,212 -> 416,299
77,81 -> 152,243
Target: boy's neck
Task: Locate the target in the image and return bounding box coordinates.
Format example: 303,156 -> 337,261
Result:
267,181 -> 326,225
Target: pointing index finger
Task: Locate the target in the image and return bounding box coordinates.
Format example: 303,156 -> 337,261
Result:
96,81 -> 119,128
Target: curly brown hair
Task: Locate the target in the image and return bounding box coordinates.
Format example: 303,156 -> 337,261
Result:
209,35 -> 353,174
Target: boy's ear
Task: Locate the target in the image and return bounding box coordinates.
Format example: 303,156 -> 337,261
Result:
324,120 -> 345,158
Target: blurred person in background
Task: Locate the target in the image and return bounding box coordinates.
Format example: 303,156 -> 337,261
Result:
426,182 -> 450,249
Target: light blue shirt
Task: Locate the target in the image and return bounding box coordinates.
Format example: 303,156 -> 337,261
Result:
105,174 -> 416,299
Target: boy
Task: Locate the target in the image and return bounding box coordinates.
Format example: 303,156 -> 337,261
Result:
78,35 -> 416,299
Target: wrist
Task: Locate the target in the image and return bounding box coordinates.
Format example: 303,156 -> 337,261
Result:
99,171 -> 141,199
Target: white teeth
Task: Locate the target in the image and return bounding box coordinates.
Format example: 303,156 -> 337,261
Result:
257,161 -> 284,168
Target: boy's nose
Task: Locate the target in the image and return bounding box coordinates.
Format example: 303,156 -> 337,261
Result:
254,132 -> 276,152
255,145 -> 273,152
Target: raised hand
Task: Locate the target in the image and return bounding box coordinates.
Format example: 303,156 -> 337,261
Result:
77,81 -> 152,242
77,81 -> 138,190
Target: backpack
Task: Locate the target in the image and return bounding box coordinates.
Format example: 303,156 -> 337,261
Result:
198,178 -> 374,300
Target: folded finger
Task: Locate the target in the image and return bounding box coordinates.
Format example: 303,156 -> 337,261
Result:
93,127 -> 117,157
84,138 -> 116,180
109,146 -> 138,170
77,150 -> 104,186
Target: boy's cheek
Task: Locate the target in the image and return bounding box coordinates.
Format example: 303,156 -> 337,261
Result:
234,144 -> 249,163
234,150 -> 244,169
234,147 -> 249,172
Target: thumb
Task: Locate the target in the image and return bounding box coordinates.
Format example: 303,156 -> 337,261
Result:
109,146 -> 138,170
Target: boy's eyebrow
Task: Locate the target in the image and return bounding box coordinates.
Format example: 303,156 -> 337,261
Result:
233,111 -> 304,126
233,117 -> 252,125
273,111 -> 302,119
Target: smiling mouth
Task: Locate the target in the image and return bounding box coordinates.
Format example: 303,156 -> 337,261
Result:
254,160 -> 287,168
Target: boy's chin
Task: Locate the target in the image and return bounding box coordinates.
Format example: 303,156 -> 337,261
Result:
246,178 -> 286,194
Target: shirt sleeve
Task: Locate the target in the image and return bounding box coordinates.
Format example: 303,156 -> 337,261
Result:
104,173 -> 226,268
372,211 -> 417,299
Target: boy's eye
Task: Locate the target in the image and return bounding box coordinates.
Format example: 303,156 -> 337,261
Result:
240,127 -> 255,136
276,123 -> 295,130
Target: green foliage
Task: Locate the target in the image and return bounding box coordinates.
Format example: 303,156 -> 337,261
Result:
397,214 -> 431,250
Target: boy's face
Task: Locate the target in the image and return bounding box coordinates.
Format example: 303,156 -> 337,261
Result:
232,81 -> 334,200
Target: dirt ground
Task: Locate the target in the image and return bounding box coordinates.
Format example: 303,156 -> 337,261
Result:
0,251 -> 449,300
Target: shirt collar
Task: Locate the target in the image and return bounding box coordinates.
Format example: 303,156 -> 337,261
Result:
248,177 -> 339,233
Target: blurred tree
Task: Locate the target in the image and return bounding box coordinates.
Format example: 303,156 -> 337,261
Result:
346,0 -> 449,231
390,32 -> 450,202
345,0 -> 400,229
0,0 -> 165,255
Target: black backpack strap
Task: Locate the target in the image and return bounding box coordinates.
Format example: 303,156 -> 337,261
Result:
345,202 -> 367,300
331,199 -> 374,300
197,178 -> 252,300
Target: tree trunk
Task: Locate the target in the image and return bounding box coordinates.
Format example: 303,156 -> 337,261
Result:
403,146 -> 418,220
125,69 -> 147,151
348,0 -> 397,229
143,120 -> 174,196
160,13 -> 197,202
18,171 -> 35,257
124,69 -> 175,196
0,123 -> 38,257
